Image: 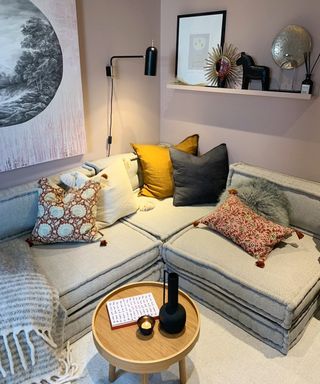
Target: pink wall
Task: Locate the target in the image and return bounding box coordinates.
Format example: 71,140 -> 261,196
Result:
1,0 -> 319,188
0,0 -> 160,189
160,0 -> 320,181
77,0 -> 160,158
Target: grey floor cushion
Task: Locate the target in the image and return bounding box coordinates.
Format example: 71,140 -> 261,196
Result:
31,221 -> 162,341
162,225 -> 320,354
64,265 -> 161,343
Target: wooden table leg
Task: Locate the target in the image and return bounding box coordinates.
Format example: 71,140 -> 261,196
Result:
179,357 -> 187,384
141,373 -> 148,384
109,364 -> 117,382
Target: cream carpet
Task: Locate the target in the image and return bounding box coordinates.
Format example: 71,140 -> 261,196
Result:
72,303 -> 320,384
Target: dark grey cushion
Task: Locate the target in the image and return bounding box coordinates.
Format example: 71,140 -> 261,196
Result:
169,144 -> 229,206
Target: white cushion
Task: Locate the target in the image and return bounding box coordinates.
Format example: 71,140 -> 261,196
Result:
60,159 -> 139,227
96,159 -> 139,226
85,153 -> 141,191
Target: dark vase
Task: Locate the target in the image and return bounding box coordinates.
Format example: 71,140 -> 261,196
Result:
159,272 -> 186,334
301,74 -> 313,94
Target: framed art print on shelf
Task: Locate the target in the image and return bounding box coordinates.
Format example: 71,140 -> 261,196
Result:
175,10 -> 226,86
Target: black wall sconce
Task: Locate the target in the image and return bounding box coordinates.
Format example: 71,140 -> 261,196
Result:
105,43 -> 158,156
106,44 -> 157,77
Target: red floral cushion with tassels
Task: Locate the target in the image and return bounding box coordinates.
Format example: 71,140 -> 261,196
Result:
194,191 -> 303,268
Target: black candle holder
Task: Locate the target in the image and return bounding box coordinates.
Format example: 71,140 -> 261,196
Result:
137,315 -> 155,336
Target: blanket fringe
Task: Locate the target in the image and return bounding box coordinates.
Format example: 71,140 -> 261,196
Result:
40,342 -> 81,384
2,332 -> 14,376
35,329 -> 57,348
0,327 -> 57,378
26,330 -> 36,366
0,335 -> 81,384
23,342 -> 81,384
13,332 -> 28,371
0,357 -> 6,378
54,342 -> 80,383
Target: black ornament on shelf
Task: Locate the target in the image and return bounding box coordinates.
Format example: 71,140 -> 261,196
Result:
236,52 -> 270,91
159,271 -> 186,334
301,52 -> 320,94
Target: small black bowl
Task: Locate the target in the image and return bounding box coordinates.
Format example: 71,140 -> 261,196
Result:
137,315 -> 155,336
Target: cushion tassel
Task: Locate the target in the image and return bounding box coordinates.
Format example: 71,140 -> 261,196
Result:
228,188 -> 238,195
25,238 -> 34,247
193,220 -> 200,227
100,239 -> 107,247
295,230 -> 304,239
255,257 -> 265,268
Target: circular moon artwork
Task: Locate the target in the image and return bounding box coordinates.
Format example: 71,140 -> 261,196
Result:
0,0 -> 63,127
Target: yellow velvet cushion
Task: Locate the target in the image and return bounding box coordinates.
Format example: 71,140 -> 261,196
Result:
131,134 -> 199,199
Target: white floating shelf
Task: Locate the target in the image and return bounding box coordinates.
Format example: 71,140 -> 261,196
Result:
167,83 -> 312,100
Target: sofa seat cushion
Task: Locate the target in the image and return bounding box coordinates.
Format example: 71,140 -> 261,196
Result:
124,197 -> 214,241
169,264 -> 319,355
163,225 -> 320,328
31,221 -> 162,316
64,265 -> 162,343
163,226 -> 320,353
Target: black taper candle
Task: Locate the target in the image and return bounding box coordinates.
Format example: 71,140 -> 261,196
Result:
166,273 -> 179,314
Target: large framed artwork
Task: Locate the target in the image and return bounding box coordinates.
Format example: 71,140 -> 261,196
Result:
175,11 -> 227,85
0,0 -> 86,172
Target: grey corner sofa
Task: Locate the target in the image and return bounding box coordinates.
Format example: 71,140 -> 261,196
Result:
0,154 -> 319,355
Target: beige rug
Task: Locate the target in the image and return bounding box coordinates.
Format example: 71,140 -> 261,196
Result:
72,303 -> 320,383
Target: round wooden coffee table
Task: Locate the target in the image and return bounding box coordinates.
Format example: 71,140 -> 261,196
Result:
92,281 -> 200,384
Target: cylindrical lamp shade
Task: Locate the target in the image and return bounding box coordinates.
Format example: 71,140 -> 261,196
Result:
144,46 -> 157,76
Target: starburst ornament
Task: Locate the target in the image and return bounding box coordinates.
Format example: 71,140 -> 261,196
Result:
205,43 -> 241,87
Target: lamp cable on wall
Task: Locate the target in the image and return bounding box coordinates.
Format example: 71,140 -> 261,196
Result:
105,42 -> 157,156
107,76 -> 114,157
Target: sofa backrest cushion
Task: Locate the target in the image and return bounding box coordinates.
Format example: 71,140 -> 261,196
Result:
227,163 -> 320,238
0,166 -> 94,242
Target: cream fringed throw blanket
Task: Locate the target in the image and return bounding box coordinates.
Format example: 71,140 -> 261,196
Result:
0,239 -> 79,384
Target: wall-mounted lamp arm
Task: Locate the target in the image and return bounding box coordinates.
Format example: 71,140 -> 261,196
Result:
106,55 -> 144,77
105,44 -> 157,156
106,44 -> 157,77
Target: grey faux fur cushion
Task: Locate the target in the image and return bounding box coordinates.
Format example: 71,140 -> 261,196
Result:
219,178 -> 291,226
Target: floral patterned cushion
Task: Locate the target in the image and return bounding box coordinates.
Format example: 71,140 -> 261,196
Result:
30,178 -> 101,244
194,193 -> 295,267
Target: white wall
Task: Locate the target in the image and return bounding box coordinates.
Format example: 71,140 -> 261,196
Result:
0,0 -> 160,189
160,0 -> 320,181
